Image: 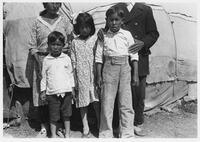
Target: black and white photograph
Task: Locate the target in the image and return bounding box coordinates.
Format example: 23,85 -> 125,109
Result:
2,0 -> 198,139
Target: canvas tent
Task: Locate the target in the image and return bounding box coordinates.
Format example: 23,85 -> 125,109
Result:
3,3 -> 197,119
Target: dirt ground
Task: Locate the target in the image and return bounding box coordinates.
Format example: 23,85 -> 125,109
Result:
3,101 -> 197,138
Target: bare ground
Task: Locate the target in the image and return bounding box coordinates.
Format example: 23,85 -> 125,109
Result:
3,102 -> 197,138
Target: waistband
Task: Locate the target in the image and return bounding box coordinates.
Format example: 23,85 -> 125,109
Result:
104,56 -> 129,65
104,56 -> 129,60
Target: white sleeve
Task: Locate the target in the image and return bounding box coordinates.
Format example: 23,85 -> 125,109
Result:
40,58 -> 47,92
95,40 -> 104,63
127,31 -> 138,61
127,31 -> 135,47
130,53 -> 138,61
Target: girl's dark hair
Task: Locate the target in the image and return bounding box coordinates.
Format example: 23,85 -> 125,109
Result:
105,6 -> 124,19
48,31 -> 65,45
73,12 -> 95,36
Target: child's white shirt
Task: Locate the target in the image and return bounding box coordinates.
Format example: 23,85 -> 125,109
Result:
41,53 -> 75,95
95,28 -> 138,63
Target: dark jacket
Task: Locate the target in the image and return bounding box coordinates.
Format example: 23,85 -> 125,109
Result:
116,3 -> 159,76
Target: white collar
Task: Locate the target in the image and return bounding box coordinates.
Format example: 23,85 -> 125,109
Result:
46,52 -> 66,59
127,2 -> 135,12
107,28 -> 123,35
37,16 -> 62,32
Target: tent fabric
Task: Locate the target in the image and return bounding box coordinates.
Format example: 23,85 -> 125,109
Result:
169,13 -> 197,82
4,18 -> 35,88
144,81 -> 188,111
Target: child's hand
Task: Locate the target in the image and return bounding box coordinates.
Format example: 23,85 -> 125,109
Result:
97,28 -> 105,42
128,39 -> 144,54
97,76 -> 103,89
132,75 -> 139,86
40,91 -> 46,101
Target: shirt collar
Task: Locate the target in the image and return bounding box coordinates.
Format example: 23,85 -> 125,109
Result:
46,52 -> 66,59
107,28 -> 123,35
127,2 -> 134,12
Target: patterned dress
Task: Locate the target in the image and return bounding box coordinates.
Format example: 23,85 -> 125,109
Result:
29,15 -> 72,107
71,36 -> 99,108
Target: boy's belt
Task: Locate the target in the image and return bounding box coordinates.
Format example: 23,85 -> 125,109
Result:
104,56 -> 128,65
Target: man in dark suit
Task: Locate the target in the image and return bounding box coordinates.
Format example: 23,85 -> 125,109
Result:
113,2 -> 159,136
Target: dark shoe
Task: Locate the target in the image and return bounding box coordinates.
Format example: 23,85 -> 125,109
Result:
82,131 -> 91,138
134,126 -> 147,137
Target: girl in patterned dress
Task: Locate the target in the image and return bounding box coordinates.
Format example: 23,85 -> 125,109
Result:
71,12 -> 100,138
29,3 -> 72,136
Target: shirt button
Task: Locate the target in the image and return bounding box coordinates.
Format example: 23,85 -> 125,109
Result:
134,22 -> 138,26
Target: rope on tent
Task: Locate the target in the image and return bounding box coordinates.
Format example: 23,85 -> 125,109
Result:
168,12 -> 197,22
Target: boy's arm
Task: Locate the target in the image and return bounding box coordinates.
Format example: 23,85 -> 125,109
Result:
130,60 -> 139,86
95,40 -> 104,87
96,63 -> 103,88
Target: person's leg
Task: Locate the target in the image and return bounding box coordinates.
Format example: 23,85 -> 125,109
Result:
118,60 -> 134,138
99,60 -> 119,138
61,92 -> 72,138
50,122 -> 57,138
63,118 -> 70,138
39,105 -> 49,134
92,101 -> 100,129
47,95 -> 60,138
134,76 -> 146,126
80,106 -> 90,135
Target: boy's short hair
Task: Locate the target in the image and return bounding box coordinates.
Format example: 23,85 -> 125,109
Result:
73,12 -> 95,36
48,31 -> 65,45
106,6 -> 124,19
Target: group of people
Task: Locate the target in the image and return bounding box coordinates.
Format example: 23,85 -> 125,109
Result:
29,2 -> 159,138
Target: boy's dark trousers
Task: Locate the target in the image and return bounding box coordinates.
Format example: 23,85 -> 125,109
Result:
132,76 -> 146,126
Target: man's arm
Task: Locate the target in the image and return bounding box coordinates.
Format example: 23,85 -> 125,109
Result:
142,6 -> 159,50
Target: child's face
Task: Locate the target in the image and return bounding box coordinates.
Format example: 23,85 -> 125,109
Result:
106,13 -> 123,33
45,3 -> 61,15
48,40 -> 64,57
79,25 -> 91,39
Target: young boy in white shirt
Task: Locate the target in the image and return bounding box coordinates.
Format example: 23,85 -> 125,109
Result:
40,31 -> 74,138
96,6 -> 139,138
